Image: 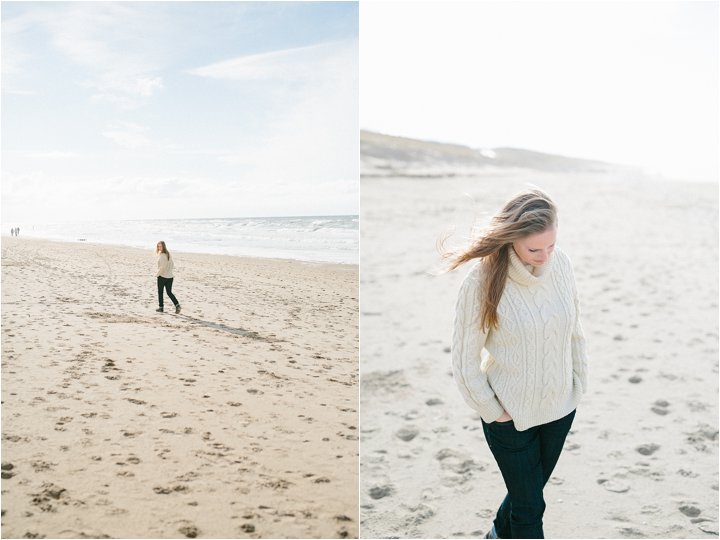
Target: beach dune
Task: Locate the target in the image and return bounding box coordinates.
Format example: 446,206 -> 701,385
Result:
1,238 -> 358,538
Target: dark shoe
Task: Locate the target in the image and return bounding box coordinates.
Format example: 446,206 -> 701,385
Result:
175,304 -> 181,314
156,307 -> 164,313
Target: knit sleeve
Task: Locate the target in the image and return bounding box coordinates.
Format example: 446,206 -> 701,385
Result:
569,263 -> 589,394
451,266 -> 506,422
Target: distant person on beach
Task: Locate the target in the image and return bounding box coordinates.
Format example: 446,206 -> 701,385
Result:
448,188 -> 588,539
156,241 -> 181,314
10,228 -> 14,237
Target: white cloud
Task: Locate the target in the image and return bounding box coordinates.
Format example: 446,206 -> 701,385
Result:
188,40 -> 354,83
25,151 -> 79,159
2,4 -> 359,222
3,88 -> 39,96
135,77 -> 164,97
102,122 -> 152,149
84,74 -> 164,109
4,3 -> 167,109
194,38 -> 359,211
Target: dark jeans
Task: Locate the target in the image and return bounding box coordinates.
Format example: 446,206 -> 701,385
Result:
157,276 -> 179,308
481,409 -> 576,539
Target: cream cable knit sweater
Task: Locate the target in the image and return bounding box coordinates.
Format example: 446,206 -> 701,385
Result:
157,253 -> 174,279
452,246 -> 588,431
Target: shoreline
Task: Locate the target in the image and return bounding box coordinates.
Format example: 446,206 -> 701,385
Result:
0,235 -> 358,269
0,214 -> 359,266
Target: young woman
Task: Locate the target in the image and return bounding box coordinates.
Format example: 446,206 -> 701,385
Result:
449,188 -> 588,539
156,241 -> 181,314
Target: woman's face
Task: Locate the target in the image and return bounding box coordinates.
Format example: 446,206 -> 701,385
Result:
512,226 -> 557,267
156,243 -> 162,252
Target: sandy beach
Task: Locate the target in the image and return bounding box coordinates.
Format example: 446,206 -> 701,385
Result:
359,135 -> 718,538
1,238 -> 358,539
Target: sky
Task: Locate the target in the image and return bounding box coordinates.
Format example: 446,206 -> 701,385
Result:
2,1 -> 358,225
361,1 -> 718,183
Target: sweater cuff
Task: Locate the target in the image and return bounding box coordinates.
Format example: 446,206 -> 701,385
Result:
475,397 -> 506,424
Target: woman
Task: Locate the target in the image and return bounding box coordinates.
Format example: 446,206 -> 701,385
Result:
449,188 -> 588,539
156,241 -> 181,314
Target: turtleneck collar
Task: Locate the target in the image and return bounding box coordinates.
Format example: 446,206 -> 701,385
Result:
507,246 -> 554,286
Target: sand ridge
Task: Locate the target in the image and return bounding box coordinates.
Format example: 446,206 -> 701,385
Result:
1,238 -> 358,538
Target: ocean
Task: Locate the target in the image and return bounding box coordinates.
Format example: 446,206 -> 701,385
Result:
5,216 -> 358,265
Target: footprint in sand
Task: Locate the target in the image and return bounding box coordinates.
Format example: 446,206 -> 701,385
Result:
686,400 -> 708,412
396,427 -> 419,442
435,448 -> 486,486
179,525 -> 199,538
565,442 -> 581,452
369,484 -> 394,499
651,399 -> 670,416
684,425 -> 719,452
153,485 -> 188,494
618,527 -> 646,538
597,478 -> 630,493
678,504 -> 702,518
313,477 -> 331,484
640,504 -> 660,515
635,443 -> 660,456
30,482 -> 69,512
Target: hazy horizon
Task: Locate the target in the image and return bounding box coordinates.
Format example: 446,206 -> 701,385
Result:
2,211 -> 359,229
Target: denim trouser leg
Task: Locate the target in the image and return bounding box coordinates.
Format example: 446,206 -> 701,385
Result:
157,277 -> 179,308
482,409 -> 576,539
164,277 -> 178,306
157,277 -> 165,308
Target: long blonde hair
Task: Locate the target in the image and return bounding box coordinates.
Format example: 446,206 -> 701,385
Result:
446,188 -> 557,330
156,240 -> 171,260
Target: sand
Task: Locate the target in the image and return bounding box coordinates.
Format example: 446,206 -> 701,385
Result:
1,238 -> 358,539
359,170 -> 718,539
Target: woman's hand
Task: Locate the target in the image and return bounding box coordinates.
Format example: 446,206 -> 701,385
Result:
496,410 -> 513,423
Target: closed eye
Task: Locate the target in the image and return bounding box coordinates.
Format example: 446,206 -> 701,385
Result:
529,244 -> 555,253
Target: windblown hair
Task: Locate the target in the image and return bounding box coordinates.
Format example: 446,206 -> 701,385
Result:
446,188 -> 557,331
156,240 -> 171,260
